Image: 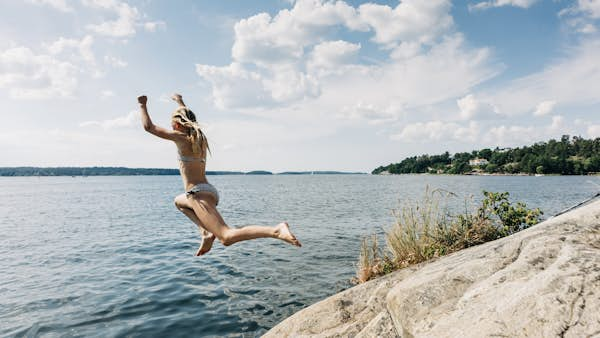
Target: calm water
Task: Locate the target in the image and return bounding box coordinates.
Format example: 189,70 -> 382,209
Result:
1,175 -> 598,337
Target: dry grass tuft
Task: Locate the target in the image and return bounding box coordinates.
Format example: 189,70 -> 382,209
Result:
355,188 -> 542,283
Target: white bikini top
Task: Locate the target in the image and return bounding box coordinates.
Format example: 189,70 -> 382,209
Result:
178,151 -> 206,163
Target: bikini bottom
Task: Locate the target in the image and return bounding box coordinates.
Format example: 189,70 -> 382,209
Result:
186,183 -> 219,205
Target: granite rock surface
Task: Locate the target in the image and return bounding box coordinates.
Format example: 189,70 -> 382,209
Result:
265,198 -> 600,337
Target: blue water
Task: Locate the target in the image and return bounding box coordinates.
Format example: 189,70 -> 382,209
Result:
1,175 -> 598,337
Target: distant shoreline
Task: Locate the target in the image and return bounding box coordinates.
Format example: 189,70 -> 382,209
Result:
0,167 -> 366,177
374,172 -> 600,176
372,136 -> 600,176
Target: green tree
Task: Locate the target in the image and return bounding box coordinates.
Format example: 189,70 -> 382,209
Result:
485,163 -> 499,173
371,136 -> 600,175
478,148 -> 493,160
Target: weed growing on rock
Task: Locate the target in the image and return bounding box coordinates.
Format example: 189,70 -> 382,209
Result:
354,189 -> 543,284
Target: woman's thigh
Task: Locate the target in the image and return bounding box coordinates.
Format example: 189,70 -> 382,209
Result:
175,192 -> 217,209
188,192 -> 218,207
186,195 -> 229,237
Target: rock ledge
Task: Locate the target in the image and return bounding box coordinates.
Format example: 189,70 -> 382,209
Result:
265,198 -> 600,337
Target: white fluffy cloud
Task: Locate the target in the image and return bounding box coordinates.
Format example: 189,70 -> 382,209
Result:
80,110 -> 139,129
0,1 -> 164,100
457,94 -> 499,120
579,23 -> 598,34
480,40 -> 600,116
550,115 -> 565,130
308,40 -> 361,73
84,0 -> 139,38
337,101 -> 402,124
559,0 -> 600,34
392,121 -> 480,142
0,34 -> 107,99
104,55 -> 127,68
484,115 -> 578,146
83,0 -> 164,39
143,21 -> 166,32
588,124 -> 600,138
28,0 -> 164,39
196,0 -> 498,115
26,0 -> 73,12
230,1 -> 365,67
485,124 -> 537,145
196,62 -> 277,110
359,0 -> 452,48
469,0 -> 539,11
532,100 -> 556,117
391,113 -> 583,146
229,0 -> 452,66
265,65 -> 321,103
574,0 -> 600,18
0,46 -> 79,99
197,61 -> 322,110
45,35 -> 95,65
316,34 -> 498,117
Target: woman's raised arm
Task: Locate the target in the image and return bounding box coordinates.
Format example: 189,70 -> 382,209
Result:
138,95 -> 184,141
138,95 -> 153,130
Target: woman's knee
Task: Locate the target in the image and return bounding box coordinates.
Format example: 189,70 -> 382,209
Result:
173,194 -> 187,210
219,230 -> 234,246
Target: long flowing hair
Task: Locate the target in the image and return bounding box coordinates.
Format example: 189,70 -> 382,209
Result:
172,107 -> 210,155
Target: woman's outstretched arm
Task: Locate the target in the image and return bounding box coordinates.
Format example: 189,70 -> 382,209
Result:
138,95 -> 154,130
138,95 -> 185,141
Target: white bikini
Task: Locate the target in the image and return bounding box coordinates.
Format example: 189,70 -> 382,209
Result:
179,151 -> 219,205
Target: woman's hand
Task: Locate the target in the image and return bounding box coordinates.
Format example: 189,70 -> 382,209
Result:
171,93 -> 183,102
171,93 -> 186,107
137,95 -> 148,105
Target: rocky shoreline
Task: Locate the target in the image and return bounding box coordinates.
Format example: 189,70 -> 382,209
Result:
265,196 -> 600,337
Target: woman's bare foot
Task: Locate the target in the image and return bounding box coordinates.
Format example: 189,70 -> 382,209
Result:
195,233 -> 216,256
274,222 -> 301,247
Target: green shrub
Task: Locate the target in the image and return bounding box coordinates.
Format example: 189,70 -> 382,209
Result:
478,191 -> 543,236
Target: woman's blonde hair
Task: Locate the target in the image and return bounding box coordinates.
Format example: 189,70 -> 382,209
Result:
172,107 -> 210,155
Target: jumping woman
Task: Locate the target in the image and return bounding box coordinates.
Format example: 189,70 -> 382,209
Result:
138,94 -> 301,256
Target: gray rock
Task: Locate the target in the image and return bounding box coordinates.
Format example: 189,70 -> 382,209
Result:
264,198 -> 600,338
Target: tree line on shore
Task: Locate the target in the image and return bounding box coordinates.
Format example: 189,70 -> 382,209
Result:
0,167 -> 182,176
373,135 -> 600,175
0,167 -> 364,176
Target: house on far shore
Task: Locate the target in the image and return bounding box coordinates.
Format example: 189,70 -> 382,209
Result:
469,158 -> 489,166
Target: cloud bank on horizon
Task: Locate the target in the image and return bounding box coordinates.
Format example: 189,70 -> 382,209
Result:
1,0 -> 599,171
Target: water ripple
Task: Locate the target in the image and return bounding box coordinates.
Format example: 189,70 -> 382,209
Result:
1,175 -> 597,337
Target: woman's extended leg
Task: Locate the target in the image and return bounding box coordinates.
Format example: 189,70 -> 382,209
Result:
186,194 -> 301,247
174,194 -> 216,256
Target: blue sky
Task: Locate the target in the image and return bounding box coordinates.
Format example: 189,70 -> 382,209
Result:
1,0 -> 600,172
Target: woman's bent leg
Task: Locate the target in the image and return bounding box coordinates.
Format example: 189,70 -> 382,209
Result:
174,193 -> 215,255
187,196 -> 301,247
174,194 -> 211,235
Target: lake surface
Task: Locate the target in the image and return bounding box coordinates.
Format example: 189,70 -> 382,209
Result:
1,175 -> 598,337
